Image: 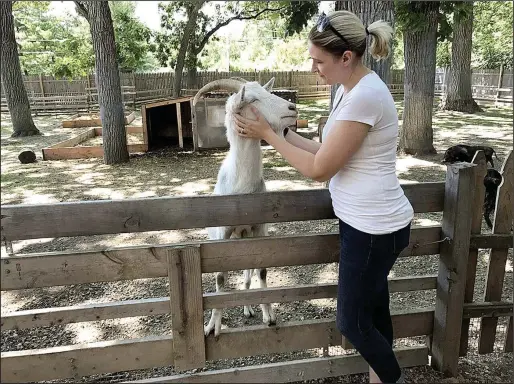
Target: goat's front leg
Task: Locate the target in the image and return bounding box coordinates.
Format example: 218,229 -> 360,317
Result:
255,268 -> 276,326
205,271 -> 227,339
243,269 -> 255,318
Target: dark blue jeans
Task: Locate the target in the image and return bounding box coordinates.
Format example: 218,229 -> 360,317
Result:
337,219 -> 411,383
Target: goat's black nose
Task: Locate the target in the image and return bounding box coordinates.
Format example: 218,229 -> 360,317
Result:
288,104 -> 296,111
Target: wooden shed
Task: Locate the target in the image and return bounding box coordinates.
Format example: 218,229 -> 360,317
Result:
141,97 -> 193,150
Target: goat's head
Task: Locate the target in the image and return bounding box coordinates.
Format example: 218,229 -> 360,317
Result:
192,77 -> 298,141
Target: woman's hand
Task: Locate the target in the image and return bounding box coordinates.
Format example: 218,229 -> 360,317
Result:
233,106 -> 275,141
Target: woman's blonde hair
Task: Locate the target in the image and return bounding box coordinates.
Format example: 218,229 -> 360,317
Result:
308,10 -> 393,61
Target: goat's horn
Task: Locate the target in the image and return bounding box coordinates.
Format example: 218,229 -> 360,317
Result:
230,77 -> 248,83
192,79 -> 244,106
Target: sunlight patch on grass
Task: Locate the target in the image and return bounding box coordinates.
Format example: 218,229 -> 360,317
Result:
315,263 -> 338,284
75,172 -> 108,185
70,323 -> 103,344
84,188 -> 125,200
505,258 -> 512,273
132,191 -> 157,198
308,297 -> 337,310
396,156 -> 446,173
172,179 -> 213,195
22,192 -> 59,204
415,218 -> 441,227
266,179 -> 321,190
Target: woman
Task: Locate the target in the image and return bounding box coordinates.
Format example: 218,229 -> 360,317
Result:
234,10 -> 412,384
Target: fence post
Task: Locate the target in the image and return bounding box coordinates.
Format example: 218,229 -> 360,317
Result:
168,245 -> 206,371
478,150 -> 513,353
459,151 -> 487,356
495,64 -> 504,103
431,162 -> 475,376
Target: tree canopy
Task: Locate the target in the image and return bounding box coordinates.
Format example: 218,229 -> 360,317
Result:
154,1 -> 319,70
13,1 -> 157,77
9,0 -> 512,75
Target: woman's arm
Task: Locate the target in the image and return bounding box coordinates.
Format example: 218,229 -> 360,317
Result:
234,106 -> 369,182
265,120 -> 368,182
285,129 -> 322,155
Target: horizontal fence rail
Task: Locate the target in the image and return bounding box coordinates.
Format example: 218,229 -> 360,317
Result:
1,226 -> 444,290
0,275 -> 438,331
0,309 -> 434,382
0,183 -> 445,241
125,346 -> 428,384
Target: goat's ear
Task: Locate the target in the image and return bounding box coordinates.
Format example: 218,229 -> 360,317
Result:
239,85 -> 245,104
263,77 -> 275,91
233,86 -> 246,110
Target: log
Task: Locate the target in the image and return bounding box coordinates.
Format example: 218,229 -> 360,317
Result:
18,150 -> 37,164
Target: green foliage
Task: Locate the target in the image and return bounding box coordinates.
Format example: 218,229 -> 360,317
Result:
472,1 -> 513,68
208,16 -> 312,71
436,40 -> 451,68
13,1 -> 94,77
278,1 -> 320,36
394,1 -> 471,42
393,1 -> 511,70
110,1 -> 156,72
12,1 -> 158,77
154,1 -> 319,70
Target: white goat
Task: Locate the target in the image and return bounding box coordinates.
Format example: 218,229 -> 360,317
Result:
192,77 -> 298,339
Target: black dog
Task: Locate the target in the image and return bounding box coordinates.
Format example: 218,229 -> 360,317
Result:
442,144 -> 499,167
483,168 -> 502,229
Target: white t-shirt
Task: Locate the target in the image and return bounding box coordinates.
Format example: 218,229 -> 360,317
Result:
322,71 -> 413,235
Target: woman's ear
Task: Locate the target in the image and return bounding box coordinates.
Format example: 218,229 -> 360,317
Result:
341,51 -> 352,66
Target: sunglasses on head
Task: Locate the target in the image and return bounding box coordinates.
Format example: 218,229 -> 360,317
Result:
316,12 -> 351,47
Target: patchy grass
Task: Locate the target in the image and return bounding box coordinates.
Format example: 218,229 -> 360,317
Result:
1,98 -> 512,383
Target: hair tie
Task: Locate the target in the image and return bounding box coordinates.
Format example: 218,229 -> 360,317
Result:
365,27 -> 370,36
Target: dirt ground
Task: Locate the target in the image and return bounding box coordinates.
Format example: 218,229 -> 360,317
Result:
1,98 -> 512,383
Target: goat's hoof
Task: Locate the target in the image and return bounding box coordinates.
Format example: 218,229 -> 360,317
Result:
244,305 -> 255,318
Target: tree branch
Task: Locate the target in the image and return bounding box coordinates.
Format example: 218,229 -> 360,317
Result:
193,6 -> 287,55
73,1 -> 89,20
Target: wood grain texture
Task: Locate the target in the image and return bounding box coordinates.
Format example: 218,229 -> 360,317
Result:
460,151 -> 487,356
168,246 -> 205,371
0,310 -> 433,382
176,102 -> 183,148
41,143 -> 147,160
2,276 -> 437,331
1,183 -> 445,241
462,301 -> 513,318
479,151 -> 513,353
127,346 -> 428,383
1,227 -> 440,290
431,162 -> 475,376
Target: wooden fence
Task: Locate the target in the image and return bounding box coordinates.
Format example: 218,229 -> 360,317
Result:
0,151 -> 512,382
1,68 -> 512,114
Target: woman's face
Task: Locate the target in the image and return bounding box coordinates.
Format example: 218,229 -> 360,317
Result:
308,40 -> 352,85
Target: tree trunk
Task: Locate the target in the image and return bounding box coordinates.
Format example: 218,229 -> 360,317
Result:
329,1 -> 394,110
441,2 -> 481,113
81,1 -> 129,165
399,2 -> 439,155
0,1 -> 41,137
173,0 -> 205,98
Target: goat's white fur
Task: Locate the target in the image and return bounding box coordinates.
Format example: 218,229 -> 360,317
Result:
193,77 -> 298,339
